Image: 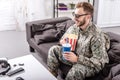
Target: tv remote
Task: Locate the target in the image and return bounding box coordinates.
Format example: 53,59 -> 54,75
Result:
7,67 -> 24,76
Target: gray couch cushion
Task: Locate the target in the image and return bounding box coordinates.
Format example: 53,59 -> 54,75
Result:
38,42 -> 59,63
55,20 -> 75,39
34,28 -> 58,45
106,32 -> 120,63
32,24 -> 55,33
34,20 -> 75,45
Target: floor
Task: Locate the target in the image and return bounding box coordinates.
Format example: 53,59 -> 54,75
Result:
0,31 -> 31,59
0,30 -> 46,68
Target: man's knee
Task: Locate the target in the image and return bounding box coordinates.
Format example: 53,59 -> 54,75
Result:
65,64 -> 86,80
65,64 -> 95,80
49,45 -> 61,53
48,45 -> 62,60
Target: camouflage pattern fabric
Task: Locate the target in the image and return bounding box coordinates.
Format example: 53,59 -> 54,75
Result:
47,22 -> 110,80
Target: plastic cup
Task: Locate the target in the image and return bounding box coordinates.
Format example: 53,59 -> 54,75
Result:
62,43 -> 71,60
62,43 -> 71,53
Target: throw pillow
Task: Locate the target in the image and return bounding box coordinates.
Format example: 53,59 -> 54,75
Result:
34,25 -> 59,45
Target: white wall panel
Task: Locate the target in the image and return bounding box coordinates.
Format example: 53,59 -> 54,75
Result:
94,0 -> 120,27
0,0 -> 51,31
0,0 -> 16,31
14,0 -> 28,31
26,0 -> 45,21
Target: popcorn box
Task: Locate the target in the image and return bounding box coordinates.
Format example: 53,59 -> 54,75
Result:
64,34 -> 78,51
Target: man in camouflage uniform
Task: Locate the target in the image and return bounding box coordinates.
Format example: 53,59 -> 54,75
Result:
47,2 -> 110,80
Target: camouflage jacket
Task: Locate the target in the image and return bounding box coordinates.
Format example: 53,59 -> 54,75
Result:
61,22 -> 110,72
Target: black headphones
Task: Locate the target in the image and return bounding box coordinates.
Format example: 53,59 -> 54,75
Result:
0,60 -> 11,75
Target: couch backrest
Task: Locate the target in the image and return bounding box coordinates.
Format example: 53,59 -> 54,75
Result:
33,19 -> 75,45
27,17 -> 74,44
26,17 -> 74,42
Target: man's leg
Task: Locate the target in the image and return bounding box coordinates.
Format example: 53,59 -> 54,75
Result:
65,64 -> 95,80
47,45 -> 62,77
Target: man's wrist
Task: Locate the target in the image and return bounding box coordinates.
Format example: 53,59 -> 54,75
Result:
76,56 -> 78,62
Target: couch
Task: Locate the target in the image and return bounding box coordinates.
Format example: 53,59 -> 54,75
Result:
26,17 -> 120,80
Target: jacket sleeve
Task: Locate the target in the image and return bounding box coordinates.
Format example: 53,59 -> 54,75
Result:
77,34 -> 110,72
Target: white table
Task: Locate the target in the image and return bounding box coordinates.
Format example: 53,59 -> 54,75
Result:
0,54 -> 57,80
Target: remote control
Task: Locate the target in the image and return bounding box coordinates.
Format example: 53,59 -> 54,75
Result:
7,67 -> 24,76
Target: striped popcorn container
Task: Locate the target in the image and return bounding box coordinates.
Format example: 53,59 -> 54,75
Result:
69,38 -> 77,51
64,34 -> 78,51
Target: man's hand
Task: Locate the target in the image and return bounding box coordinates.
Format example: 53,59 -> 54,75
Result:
63,52 -> 78,63
59,39 -> 66,45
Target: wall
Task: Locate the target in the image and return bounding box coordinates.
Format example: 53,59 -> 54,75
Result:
2,0 -> 120,31
0,0 -> 16,31
15,0 -> 49,31
93,0 -> 120,27
0,0 -> 53,31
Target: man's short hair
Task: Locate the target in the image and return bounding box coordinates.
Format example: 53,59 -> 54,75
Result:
76,2 -> 94,15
